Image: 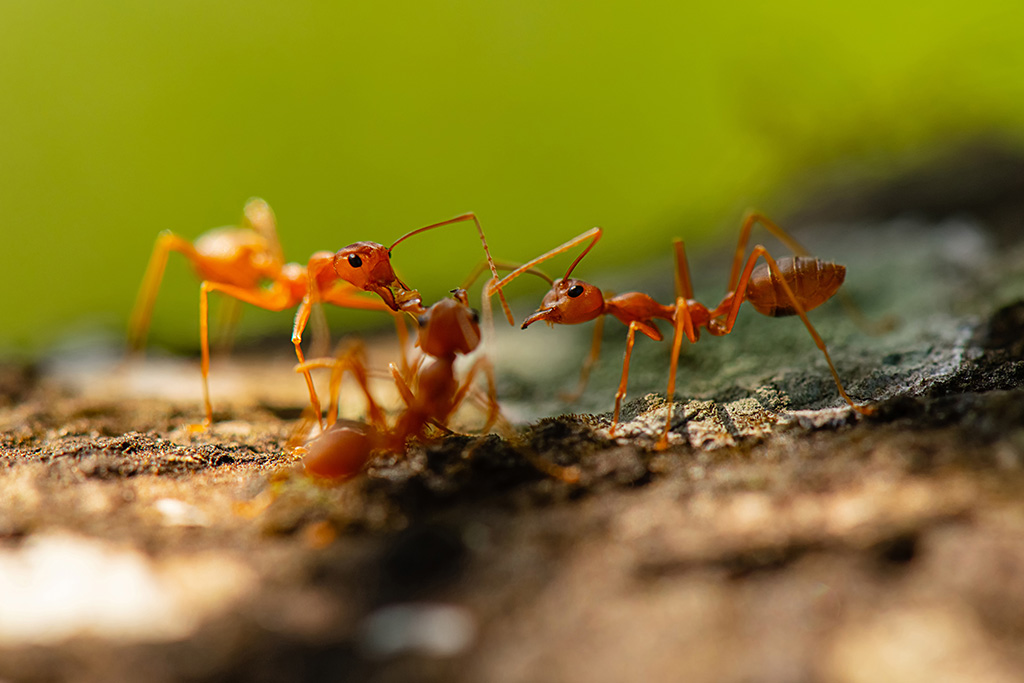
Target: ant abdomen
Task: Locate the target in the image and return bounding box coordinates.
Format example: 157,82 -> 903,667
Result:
303,422 -> 377,481
745,257 -> 846,317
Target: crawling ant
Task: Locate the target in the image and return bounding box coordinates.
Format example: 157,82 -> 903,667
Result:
489,212 -> 874,449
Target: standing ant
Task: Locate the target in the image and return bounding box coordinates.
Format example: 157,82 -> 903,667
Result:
488,212 -> 874,449
129,202 -> 505,428
129,198 -> 393,428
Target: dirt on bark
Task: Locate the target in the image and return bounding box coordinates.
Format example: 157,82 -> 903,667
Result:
2,148 -> 1024,682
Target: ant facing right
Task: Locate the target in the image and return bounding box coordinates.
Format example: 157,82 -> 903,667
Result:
489,211 -> 875,450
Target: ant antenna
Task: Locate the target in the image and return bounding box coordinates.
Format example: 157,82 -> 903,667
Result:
389,212 -> 513,325
461,259 -> 555,290
562,228 -> 602,280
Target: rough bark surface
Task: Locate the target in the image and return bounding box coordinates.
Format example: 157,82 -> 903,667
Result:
2,156 -> 1024,682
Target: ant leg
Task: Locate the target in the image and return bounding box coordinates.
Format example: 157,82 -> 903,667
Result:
726,212 -> 895,335
389,363 -> 418,408
291,297 -> 326,428
297,342 -> 387,430
240,198 -> 284,266
463,385 -> 515,436
727,212 -> 812,292
719,246 -> 873,415
390,312 -> 412,381
673,239 -> 694,301
291,282 -> 396,429
560,316 -> 604,403
198,281 -> 299,427
656,298 -> 699,450
128,231 -> 200,351
610,321 -> 642,437
448,358 -> 484,427
212,297 -> 244,354
448,355 -> 504,432
655,238 -> 705,447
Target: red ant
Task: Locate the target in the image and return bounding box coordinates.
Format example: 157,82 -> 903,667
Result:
296,283 -> 577,483
296,288 -> 500,481
488,212 -> 874,449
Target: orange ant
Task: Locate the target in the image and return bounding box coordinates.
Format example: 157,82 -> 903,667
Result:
129,202 -> 505,428
129,199 -> 395,427
488,212 -> 874,449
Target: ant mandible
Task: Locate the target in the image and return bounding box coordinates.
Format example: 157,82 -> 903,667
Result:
128,198 -> 393,428
488,211 -> 874,450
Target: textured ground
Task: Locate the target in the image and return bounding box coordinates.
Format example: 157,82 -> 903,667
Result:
1,159 -> 1024,682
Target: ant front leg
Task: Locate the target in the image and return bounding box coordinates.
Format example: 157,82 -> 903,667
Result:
388,362 -> 419,409
609,320 -> 644,437
292,281 -> 398,428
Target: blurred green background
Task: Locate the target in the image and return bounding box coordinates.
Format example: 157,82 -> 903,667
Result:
2,0 -> 1023,353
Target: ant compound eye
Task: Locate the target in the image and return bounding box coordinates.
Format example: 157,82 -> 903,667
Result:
417,314 -> 429,328
470,309 -> 480,324
347,254 -> 363,268
567,284 -> 585,298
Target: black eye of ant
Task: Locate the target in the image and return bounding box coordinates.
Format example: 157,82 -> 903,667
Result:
567,284 -> 585,298
417,314 -> 429,328
347,254 -> 362,268
470,309 -> 480,324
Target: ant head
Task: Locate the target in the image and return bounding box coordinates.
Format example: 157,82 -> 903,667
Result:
521,278 -> 604,329
333,242 -> 403,310
416,288 -> 480,358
